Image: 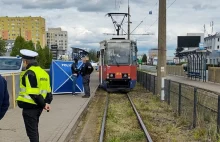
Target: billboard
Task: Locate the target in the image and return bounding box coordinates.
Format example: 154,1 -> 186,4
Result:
177,36 -> 201,47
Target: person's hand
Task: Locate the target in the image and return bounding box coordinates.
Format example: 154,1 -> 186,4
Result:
44,103 -> 51,111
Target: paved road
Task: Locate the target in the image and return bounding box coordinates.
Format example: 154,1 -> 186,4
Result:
0,72 -> 99,142
139,65 -> 157,73
166,75 -> 220,93
142,69 -> 220,94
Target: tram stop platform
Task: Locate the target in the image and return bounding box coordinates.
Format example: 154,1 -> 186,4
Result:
0,72 -> 99,142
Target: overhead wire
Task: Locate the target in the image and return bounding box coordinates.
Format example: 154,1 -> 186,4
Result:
145,0 -> 177,33
131,0 -> 159,36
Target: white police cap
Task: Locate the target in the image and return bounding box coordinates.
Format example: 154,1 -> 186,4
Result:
20,49 -> 38,59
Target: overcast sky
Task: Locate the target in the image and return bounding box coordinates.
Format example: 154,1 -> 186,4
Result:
0,0 -> 220,56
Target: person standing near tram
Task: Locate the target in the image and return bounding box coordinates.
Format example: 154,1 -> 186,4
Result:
80,56 -> 94,98
16,49 -> 53,142
71,58 -> 79,96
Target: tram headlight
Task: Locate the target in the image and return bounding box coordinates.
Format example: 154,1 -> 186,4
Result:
122,73 -> 128,78
109,73 -> 115,78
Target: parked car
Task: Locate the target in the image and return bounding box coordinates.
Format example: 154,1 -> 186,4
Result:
0,56 -> 23,74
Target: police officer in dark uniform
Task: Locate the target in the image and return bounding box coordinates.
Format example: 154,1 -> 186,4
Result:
80,56 -> 93,98
71,58 -> 79,96
16,49 -> 53,142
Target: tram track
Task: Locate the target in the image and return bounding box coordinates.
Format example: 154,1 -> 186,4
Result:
99,93 -> 153,142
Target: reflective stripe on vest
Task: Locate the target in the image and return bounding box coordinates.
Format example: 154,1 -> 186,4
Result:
20,88 -> 48,95
16,66 -> 51,105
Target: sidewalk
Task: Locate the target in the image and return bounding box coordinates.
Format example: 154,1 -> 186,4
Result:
166,75 -> 220,94
0,72 -> 99,142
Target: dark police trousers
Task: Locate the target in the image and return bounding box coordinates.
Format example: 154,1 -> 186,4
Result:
22,108 -> 43,142
83,75 -> 90,96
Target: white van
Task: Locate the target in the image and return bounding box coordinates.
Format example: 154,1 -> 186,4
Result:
0,56 -> 23,74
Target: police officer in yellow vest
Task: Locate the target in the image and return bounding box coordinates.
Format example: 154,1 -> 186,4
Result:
16,49 -> 53,142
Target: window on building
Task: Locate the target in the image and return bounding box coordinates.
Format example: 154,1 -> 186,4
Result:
214,59 -> 215,64
218,38 -> 220,42
218,46 -> 220,49
210,59 -> 212,64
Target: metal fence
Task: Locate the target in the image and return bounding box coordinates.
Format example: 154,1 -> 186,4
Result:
1,69 -> 50,109
137,70 -> 220,138
2,73 -> 20,109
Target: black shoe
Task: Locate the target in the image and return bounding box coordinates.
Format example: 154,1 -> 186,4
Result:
72,93 -> 76,96
82,95 -> 90,98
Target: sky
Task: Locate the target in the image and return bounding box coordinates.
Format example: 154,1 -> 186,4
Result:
0,0 -> 220,56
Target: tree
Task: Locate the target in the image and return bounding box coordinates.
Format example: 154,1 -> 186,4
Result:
88,49 -> 98,62
43,46 -> 53,69
36,41 -> 41,51
36,44 -> 52,69
142,54 -> 147,63
0,38 -> 6,56
25,40 -> 35,51
10,36 -> 26,56
36,47 -> 46,68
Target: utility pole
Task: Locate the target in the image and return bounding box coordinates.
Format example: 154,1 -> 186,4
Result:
128,0 -> 130,40
157,0 -> 166,100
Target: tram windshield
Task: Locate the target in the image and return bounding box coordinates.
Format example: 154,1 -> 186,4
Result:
106,42 -> 131,65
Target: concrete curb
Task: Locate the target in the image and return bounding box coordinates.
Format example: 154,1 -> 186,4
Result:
56,85 -> 99,142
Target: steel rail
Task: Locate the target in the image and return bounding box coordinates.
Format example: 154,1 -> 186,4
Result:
127,93 -> 153,142
99,94 -> 109,142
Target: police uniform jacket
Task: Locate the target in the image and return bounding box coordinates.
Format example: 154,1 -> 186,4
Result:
80,62 -> 94,76
17,62 -> 53,109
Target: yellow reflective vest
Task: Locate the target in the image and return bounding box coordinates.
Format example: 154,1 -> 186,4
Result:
16,66 -> 51,105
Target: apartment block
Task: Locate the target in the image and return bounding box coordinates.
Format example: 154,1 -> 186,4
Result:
0,16 -> 46,48
46,28 -> 68,55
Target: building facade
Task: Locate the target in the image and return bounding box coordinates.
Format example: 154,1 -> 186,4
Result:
148,48 -> 158,65
46,28 -> 68,55
0,16 -> 46,48
204,33 -> 220,51
204,33 -> 220,65
148,48 -> 158,58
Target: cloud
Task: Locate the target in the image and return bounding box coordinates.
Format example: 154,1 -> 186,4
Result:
2,0 -> 71,9
1,0 -> 116,12
1,0 -> 220,57
193,4 -> 217,11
